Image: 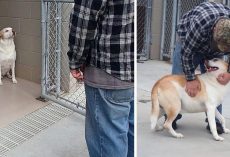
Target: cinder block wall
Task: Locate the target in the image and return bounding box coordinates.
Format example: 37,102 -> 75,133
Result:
0,0 -> 41,83
150,0 -> 163,60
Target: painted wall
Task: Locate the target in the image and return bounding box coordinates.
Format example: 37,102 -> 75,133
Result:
0,0 -> 41,83
150,0 -> 164,60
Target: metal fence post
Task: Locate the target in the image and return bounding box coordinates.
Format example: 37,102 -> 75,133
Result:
160,0 -> 167,60
144,0 -> 152,59
177,0 -> 182,23
41,0 -> 47,97
46,2 -> 51,92
170,0 -> 178,62
56,2 -> 62,96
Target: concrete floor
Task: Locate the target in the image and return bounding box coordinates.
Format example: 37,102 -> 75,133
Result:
6,113 -> 88,157
137,60 -> 230,157
0,78 -> 88,157
0,78 -> 48,127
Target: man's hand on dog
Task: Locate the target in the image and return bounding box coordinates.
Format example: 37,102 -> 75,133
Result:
185,79 -> 201,97
217,73 -> 230,85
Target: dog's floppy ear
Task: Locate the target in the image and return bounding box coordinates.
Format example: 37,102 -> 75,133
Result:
12,30 -> 16,37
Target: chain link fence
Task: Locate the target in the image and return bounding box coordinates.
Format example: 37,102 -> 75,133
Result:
41,0 -> 85,115
137,0 -> 152,60
160,0 -> 175,60
160,0 -> 207,60
178,0 -> 209,18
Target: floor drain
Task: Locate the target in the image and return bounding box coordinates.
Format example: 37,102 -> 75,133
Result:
0,103 -> 73,156
138,99 -> 151,103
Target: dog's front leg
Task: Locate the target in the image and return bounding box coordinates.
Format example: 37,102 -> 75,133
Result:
11,62 -> 17,84
207,105 -> 224,141
0,65 -> 2,85
215,109 -> 230,133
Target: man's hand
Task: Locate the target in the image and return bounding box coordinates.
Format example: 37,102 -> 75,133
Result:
217,73 -> 230,85
185,79 -> 201,97
70,69 -> 84,81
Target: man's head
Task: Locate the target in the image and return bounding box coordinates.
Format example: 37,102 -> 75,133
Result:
213,18 -> 230,52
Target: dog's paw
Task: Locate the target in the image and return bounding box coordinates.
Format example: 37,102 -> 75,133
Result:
13,79 -> 17,84
224,128 -> 230,134
0,82 -> 2,85
214,136 -> 224,141
175,133 -> 184,138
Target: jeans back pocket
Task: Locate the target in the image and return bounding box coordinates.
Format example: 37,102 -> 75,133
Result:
104,88 -> 134,103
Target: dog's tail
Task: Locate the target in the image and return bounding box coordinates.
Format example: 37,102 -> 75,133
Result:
150,84 -> 160,130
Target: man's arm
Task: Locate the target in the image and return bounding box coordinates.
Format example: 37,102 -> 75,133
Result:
67,0 -> 107,70
181,20 -> 206,81
180,20 -> 207,97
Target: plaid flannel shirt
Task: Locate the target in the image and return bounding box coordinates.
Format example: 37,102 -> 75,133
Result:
177,2 -> 230,81
68,0 -> 134,82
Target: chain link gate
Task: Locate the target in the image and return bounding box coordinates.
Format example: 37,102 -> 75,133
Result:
160,0 -> 207,60
41,0 -> 86,115
137,0 -> 152,60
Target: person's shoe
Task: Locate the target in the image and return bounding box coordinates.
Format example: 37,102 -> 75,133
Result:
165,114 -> 182,130
172,120 -> 178,130
206,123 -> 224,134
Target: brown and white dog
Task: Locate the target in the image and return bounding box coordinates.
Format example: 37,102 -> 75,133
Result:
151,58 -> 230,141
0,27 -> 17,85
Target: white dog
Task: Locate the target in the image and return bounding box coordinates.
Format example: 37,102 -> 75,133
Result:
151,58 -> 230,141
0,27 -> 17,85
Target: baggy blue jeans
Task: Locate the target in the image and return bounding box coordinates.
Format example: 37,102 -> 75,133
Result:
85,84 -> 134,157
172,42 -> 222,121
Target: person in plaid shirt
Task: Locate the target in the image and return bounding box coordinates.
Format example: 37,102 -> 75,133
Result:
172,2 -> 230,134
67,0 -> 134,157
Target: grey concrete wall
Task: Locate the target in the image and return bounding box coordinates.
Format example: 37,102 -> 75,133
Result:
150,0 -> 163,60
0,0 -> 41,83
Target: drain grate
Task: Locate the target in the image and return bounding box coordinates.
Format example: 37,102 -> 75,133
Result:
0,103 -> 73,156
